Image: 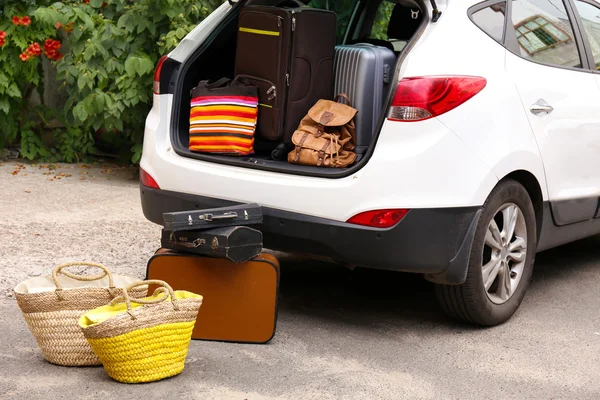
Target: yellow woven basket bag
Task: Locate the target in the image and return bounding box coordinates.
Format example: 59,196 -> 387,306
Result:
79,279 -> 203,383
13,262 -> 146,367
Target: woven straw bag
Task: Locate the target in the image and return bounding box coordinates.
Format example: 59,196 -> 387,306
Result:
79,279 -> 203,383
13,262 -> 146,366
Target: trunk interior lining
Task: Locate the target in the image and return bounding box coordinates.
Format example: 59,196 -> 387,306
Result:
170,0 -> 429,178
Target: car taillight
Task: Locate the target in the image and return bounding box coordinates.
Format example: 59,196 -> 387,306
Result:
140,168 -> 160,189
388,76 -> 487,122
347,209 -> 409,228
153,55 -> 169,95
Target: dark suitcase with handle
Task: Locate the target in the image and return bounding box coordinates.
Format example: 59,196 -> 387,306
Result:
234,0 -> 336,158
161,226 -> 263,263
162,203 -> 262,232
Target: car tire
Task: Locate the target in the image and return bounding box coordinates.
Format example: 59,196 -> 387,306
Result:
435,179 -> 537,326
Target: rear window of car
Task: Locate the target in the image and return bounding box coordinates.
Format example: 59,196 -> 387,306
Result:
306,0 -> 360,43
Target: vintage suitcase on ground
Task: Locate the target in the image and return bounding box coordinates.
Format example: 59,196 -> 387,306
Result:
146,250 -> 279,344
162,203 -> 262,231
234,1 -> 336,154
333,44 -> 396,155
161,226 -> 263,263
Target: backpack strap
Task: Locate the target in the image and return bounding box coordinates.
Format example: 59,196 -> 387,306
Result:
334,93 -> 352,108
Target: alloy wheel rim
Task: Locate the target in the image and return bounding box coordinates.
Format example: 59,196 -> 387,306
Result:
481,203 -> 528,305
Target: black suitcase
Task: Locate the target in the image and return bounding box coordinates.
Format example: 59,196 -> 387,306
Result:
161,226 -> 263,263
162,203 -> 262,231
234,0 -> 336,156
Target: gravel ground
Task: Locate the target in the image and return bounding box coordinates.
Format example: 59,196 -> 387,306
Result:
1,160 -> 600,399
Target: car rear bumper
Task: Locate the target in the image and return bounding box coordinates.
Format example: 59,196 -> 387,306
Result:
141,186 -> 482,285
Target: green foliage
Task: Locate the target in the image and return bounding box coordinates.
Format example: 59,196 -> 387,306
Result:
0,1 -> 66,156
34,0 -> 222,163
1,0 -> 221,163
370,0 -> 394,40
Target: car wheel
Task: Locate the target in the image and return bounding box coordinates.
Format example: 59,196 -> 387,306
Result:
435,179 -> 537,326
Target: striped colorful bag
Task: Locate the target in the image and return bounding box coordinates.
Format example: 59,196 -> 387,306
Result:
189,77 -> 259,155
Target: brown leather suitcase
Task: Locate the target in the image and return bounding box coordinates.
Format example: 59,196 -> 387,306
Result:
234,1 -> 336,156
146,249 -> 279,344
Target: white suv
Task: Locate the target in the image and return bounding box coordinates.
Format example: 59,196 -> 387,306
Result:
140,0 -> 600,326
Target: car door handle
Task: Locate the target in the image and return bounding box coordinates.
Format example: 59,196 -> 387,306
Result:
530,99 -> 554,115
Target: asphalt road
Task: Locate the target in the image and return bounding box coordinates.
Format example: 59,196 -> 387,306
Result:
1,161 -> 599,400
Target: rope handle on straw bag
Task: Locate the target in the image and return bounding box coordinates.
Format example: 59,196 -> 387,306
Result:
109,280 -> 179,320
52,262 -> 116,300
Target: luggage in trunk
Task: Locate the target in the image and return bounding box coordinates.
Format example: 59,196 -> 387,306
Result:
333,44 -> 396,154
234,1 -> 336,153
146,250 -> 280,344
162,203 -> 262,232
161,226 -> 263,263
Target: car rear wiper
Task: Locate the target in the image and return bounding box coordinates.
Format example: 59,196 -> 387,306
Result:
430,0 -> 442,22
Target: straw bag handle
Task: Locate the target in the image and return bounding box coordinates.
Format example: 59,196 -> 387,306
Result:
110,280 -> 179,319
52,262 -> 116,300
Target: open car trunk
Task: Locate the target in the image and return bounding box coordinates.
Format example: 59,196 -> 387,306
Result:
169,0 -> 429,178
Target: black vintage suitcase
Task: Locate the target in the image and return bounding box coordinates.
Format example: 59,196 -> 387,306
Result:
161,226 -> 263,263
234,0 -> 336,155
162,203 -> 262,231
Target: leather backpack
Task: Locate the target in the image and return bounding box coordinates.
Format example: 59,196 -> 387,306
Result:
287,94 -> 358,168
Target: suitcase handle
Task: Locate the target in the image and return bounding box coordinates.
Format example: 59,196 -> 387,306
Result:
196,211 -> 238,222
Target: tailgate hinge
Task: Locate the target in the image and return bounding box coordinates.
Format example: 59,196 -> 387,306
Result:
430,0 -> 442,22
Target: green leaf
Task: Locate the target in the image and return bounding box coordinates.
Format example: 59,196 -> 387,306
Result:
90,0 -> 103,7
0,98 -> 9,114
117,14 -> 130,29
176,27 -> 187,39
124,56 -> 140,76
95,93 -> 105,109
84,45 -> 96,61
138,58 -> 154,76
78,74 -> 87,91
6,84 -> 21,98
73,104 -> 89,121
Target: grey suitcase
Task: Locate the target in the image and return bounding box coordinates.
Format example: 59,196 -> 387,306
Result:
333,44 -> 396,155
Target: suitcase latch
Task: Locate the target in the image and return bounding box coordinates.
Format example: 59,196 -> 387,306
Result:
198,212 -> 238,221
170,232 -> 206,248
190,238 -> 206,248
267,86 -> 276,101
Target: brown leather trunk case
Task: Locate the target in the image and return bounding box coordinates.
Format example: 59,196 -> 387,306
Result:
146,249 -> 280,344
234,4 -> 336,147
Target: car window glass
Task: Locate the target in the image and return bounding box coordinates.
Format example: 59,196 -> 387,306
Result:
510,0 -> 582,68
306,0 -> 359,43
370,0 -> 396,40
472,2 -> 507,43
573,1 -> 600,71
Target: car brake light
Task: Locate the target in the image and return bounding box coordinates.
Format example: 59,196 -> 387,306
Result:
140,168 -> 160,189
347,209 -> 409,228
153,55 -> 169,95
388,76 -> 487,122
